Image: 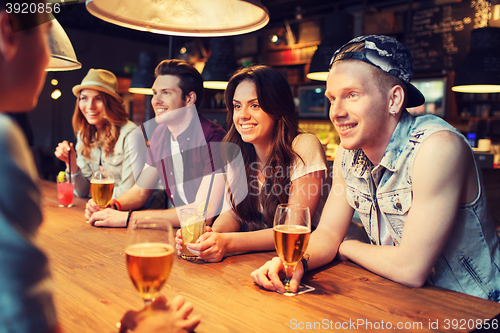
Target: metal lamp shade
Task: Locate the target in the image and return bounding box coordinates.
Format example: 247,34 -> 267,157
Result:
452,27 -> 500,93
85,0 -> 269,37
202,38 -> 239,90
307,12 -> 353,81
46,18 -> 82,71
129,51 -> 156,95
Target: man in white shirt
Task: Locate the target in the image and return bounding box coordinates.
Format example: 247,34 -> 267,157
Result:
85,59 -> 227,228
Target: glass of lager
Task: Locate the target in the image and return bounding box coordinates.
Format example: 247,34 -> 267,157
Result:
90,169 -> 114,210
125,217 -> 175,305
273,203 -> 311,295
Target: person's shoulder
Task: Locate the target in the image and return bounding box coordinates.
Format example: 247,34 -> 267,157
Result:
0,114 -> 23,145
422,130 -> 467,149
150,123 -> 168,140
411,114 -> 455,133
292,133 -> 327,167
199,115 -> 226,141
120,120 -> 138,137
0,113 -> 17,129
0,114 -> 14,134
292,133 -> 324,154
293,132 -> 322,146
121,120 -> 137,131
419,130 -> 470,165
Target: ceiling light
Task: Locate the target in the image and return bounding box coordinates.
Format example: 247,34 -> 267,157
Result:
129,51 -> 156,95
85,0 -> 269,37
452,27 -> 500,93
202,38 -> 238,90
46,18 -> 82,71
307,12 -> 353,81
51,89 -> 62,99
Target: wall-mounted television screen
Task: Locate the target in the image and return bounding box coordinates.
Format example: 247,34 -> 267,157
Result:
407,77 -> 447,118
298,85 -> 329,119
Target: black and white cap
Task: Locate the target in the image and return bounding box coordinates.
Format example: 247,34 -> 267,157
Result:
330,35 -> 425,108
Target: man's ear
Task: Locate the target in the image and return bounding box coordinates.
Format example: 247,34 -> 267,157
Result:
0,11 -> 18,61
388,85 -> 405,115
185,91 -> 197,106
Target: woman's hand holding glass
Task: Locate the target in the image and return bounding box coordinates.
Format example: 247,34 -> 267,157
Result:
54,140 -> 77,173
273,203 -> 311,295
84,198 -> 100,221
250,256 -> 306,294
175,227 -> 229,262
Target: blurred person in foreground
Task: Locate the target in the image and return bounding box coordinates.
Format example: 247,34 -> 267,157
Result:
252,35 -> 500,301
0,1 -> 199,332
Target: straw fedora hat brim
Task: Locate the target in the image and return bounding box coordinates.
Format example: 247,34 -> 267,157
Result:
72,84 -> 123,104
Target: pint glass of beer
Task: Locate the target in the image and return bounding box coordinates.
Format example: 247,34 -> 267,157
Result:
125,218 -> 174,305
90,169 -> 114,209
273,203 -> 311,295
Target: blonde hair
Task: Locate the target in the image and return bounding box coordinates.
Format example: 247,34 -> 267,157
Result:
72,90 -> 128,160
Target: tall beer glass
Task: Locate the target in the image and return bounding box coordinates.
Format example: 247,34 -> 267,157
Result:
273,203 -> 311,295
125,217 -> 174,305
90,169 -> 114,209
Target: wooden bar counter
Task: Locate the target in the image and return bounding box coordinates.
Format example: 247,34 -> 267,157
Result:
37,180 -> 500,332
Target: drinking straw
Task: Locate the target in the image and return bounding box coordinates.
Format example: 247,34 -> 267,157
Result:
140,124 -> 154,163
203,144 -> 216,219
68,146 -> 72,183
203,173 -> 215,217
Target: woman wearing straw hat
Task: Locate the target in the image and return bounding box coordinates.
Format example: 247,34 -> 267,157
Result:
55,68 -> 137,199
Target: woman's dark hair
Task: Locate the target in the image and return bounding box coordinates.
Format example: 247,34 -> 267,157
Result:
224,65 -> 300,230
154,59 -> 204,110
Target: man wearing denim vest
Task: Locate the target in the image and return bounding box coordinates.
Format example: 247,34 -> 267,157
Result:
252,35 -> 500,301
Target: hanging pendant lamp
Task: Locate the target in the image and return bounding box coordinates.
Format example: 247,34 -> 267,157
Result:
46,18 -> 82,71
307,11 -> 354,81
202,37 -> 239,90
85,0 -> 269,37
452,27 -> 500,93
129,51 -> 156,95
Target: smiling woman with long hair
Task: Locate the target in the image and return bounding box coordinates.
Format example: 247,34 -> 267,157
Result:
55,68 -> 137,199
177,65 -> 328,262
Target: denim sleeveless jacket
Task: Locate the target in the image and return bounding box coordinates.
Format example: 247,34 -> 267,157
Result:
341,110 -> 500,301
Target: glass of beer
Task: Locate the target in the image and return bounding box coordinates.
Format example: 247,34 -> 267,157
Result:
90,169 -> 114,209
125,217 -> 175,305
179,208 -> 207,260
273,203 -> 311,296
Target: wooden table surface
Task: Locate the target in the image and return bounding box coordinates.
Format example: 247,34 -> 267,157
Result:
37,180 -> 500,333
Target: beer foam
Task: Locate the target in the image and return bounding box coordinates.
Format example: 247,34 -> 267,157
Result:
90,179 -> 115,184
125,242 -> 174,257
273,225 -> 310,234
